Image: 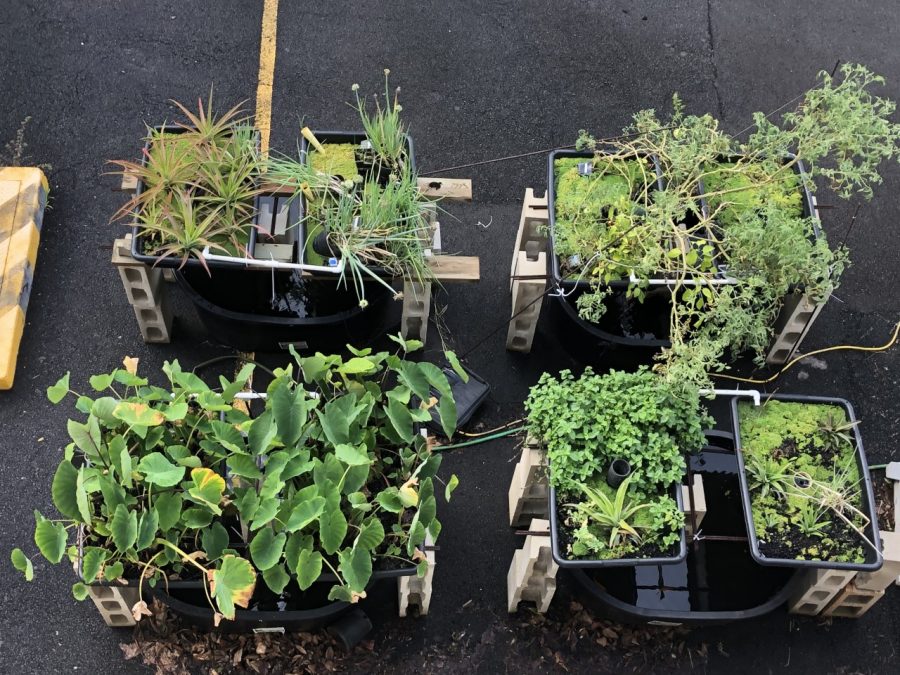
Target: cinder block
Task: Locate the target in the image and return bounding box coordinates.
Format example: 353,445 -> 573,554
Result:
823,582 -> 884,618
855,531 -> 900,591
509,189 -> 548,291
767,292 -> 827,365
506,252 -> 547,353
788,567 -> 857,616
401,280 -> 431,342
111,236 -> 164,309
87,584 -> 139,627
132,294 -> 172,344
682,474 -> 707,537
509,444 -> 548,527
398,534 -> 435,617
507,518 -> 557,613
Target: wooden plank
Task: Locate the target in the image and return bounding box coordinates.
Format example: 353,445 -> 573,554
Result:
427,255 -> 479,282
417,177 -> 472,201
119,172 -> 138,194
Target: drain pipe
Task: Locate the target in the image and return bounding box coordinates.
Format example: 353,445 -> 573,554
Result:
699,388 -> 761,406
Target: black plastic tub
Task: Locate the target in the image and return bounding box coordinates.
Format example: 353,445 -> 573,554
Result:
731,393 -> 883,572
548,482 -> 687,568
152,567 -> 413,633
568,441 -> 800,625
129,124 -> 260,270
175,267 -> 398,352
297,130 -> 416,277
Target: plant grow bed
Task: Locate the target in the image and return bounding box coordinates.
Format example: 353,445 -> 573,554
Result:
731,394 -> 883,571
128,124 -> 261,270
569,432 -> 800,625
549,482 -> 688,568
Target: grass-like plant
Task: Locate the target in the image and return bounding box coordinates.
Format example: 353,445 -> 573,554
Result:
566,476 -> 649,549
352,69 -> 408,170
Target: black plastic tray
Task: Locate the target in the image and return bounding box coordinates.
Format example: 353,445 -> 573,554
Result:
548,481 -> 687,569
730,393 -> 883,572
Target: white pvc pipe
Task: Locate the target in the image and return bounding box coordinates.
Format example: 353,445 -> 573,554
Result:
201,246 -> 345,274
629,272 -> 738,287
699,388 -> 761,406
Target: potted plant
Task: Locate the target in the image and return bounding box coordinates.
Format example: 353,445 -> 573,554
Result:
731,394 -> 883,571
548,63 -> 900,387
262,71 -> 436,308
110,93 -> 263,272
11,337 -> 461,627
524,367 -> 711,566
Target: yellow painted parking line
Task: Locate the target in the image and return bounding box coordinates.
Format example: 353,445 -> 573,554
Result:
0,167 -> 48,389
255,0 -> 279,157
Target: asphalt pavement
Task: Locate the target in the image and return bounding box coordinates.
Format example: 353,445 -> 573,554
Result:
1,1 -> 899,673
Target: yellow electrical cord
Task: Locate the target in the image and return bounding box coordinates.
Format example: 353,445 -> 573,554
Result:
711,319 -> 900,385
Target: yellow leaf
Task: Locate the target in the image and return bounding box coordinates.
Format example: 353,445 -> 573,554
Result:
122,356 -> 139,376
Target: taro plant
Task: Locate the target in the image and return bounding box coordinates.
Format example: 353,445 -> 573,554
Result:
11,338 -> 461,620
263,72 -> 437,307
525,367 -> 710,559
561,63 -> 900,388
738,400 -> 874,563
109,92 -> 262,271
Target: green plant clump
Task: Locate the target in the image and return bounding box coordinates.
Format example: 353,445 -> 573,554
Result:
738,400 -> 871,563
559,63 -> 900,388
264,70 -> 436,308
10,338 -> 461,621
110,93 -> 261,271
525,368 -> 710,560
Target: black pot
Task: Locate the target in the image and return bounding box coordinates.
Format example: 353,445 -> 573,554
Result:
730,393 -> 883,572
175,267 -> 399,352
566,435 -> 800,624
607,459 -> 632,488
129,124 -> 260,270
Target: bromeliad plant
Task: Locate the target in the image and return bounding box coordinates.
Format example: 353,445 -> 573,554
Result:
264,71 -> 436,307
738,400 -> 874,564
559,63 -> 900,388
12,338 -> 461,621
110,92 -> 262,271
525,367 -> 710,560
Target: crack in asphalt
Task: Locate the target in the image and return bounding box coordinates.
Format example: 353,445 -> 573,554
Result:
706,0 -> 725,119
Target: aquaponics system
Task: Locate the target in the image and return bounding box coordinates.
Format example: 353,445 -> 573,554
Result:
3,4 -> 900,672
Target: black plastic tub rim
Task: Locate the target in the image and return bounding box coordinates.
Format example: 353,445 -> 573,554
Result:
548,481 -> 688,569
129,123 -> 262,270
730,393 -> 883,572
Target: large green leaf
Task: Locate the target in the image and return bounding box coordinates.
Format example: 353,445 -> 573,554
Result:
319,508 -> 348,555
137,453 -> 185,488
112,401 -> 165,427
220,363 -> 255,402
11,548 -> 33,581
262,564 -> 291,594
75,467 -> 92,523
51,460 -> 81,521
154,492 -> 183,531
210,420 -> 246,454
34,513 -> 67,563
396,362 -> 431,400
384,400 -> 414,443
182,507 -> 214,528
248,410 -> 276,455
338,357 -> 377,375
270,378 -> 312,446
67,417 -> 102,459
89,373 -> 115,391
445,351 -> 469,383
445,474 -> 460,502
210,555 -> 256,620
187,468 -> 225,514
201,521 -> 229,562
295,549 -> 323,590
91,396 -> 119,424
357,519 -> 385,551
376,487 -> 404,513
80,547 -> 106,583
334,443 -> 372,467
249,497 -> 279,531
47,372 -> 70,404
250,527 -> 286,571
284,496 -> 326,532
437,396 -> 458,439
136,508 -> 159,551
110,504 -> 138,552
338,545 -> 373,593
227,454 -> 263,480
285,532 -> 312,572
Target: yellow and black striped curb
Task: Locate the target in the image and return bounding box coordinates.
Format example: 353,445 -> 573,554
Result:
0,167 -> 48,389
